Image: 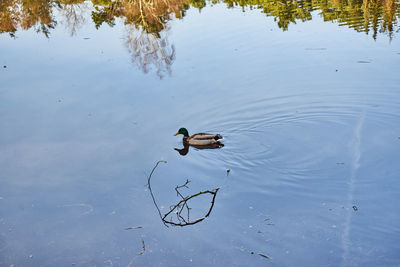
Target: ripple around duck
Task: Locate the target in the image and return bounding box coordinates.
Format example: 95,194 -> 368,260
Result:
179,89 -> 400,191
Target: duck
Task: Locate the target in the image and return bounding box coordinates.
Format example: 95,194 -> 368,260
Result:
174,128 -> 223,146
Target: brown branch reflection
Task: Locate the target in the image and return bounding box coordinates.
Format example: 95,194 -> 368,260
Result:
59,0 -> 87,36
126,25 -> 175,77
147,160 -> 219,227
92,0 -> 187,77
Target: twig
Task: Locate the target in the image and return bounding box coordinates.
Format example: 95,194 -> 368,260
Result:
175,179 -> 191,221
146,160 -> 219,227
127,237 -> 146,267
147,160 -> 168,226
138,237 -> 146,255
125,226 -> 143,230
258,253 -> 270,259
162,188 -> 219,226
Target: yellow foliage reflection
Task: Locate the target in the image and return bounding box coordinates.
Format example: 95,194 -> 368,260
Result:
0,0 -> 56,37
1,0 -> 397,38
91,0 -> 187,76
1,0 -> 399,73
1,0 -> 398,37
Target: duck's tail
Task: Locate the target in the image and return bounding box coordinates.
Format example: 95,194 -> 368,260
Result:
214,134 -> 223,141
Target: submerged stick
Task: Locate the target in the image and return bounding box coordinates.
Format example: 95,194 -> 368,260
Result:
147,160 -> 167,225
146,160 -> 219,227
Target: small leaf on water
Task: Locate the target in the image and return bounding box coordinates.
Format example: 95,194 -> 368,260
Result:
258,253 -> 270,259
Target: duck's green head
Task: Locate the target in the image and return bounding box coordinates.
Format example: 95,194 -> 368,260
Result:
174,128 -> 189,137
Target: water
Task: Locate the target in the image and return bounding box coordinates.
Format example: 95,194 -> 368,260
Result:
1,0 -> 400,266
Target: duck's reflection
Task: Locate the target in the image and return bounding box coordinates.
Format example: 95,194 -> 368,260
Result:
174,142 -> 224,156
147,160 -> 219,227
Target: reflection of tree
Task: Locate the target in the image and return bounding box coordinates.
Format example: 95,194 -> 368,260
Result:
0,0 -> 18,36
315,0 -> 399,40
223,0 -> 314,31
0,0 -> 399,52
0,0 -> 56,37
59,0 -> 87,36
147,161 -> 219,227
126,25 -> 175,77
1,0 -> 399,38
121,0 -> 188,34
20,0 -> 56,37
221,0 -> 399,38
91,0 -> 188,76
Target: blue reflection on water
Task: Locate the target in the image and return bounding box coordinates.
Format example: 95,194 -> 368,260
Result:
1,2 -> 400,266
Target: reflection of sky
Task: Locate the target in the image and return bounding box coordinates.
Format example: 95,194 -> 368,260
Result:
1,3 -> 400,266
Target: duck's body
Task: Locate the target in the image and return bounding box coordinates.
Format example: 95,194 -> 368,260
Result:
174,128 -> 223,146
184,133 -> 223,145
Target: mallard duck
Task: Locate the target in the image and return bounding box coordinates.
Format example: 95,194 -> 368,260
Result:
174,128 -> 223,146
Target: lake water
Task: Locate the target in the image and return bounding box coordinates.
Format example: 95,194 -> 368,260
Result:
1,0 -> 400,266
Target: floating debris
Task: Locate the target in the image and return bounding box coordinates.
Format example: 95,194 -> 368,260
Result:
138,238 -> 145,255
125,226 -> 143,230
352,205 -> 358,211
357,61 -> 371,63
3,65 -> 6,68
258,253 -> 270,259
226,169 -> 231,176
83,37 -> 90,40
336,162 -> 345,165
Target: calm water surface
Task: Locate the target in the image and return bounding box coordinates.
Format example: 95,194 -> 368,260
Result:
1,0 -> 400,266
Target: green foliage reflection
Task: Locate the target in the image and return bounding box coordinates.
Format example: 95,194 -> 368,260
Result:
1,0 -> 398,38
0,0 -> 398,74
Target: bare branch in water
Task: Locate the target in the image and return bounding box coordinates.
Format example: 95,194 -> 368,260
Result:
124,226 -> 143,230
138,237 -> 145,255
146,160 -> 167,225
147,160 -> 219,227
127,236 -> 146,267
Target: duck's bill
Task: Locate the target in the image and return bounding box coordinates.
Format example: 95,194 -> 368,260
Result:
174,132 -> 180,136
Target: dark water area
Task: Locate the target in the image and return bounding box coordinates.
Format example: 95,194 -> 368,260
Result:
1,0 -> 400,266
